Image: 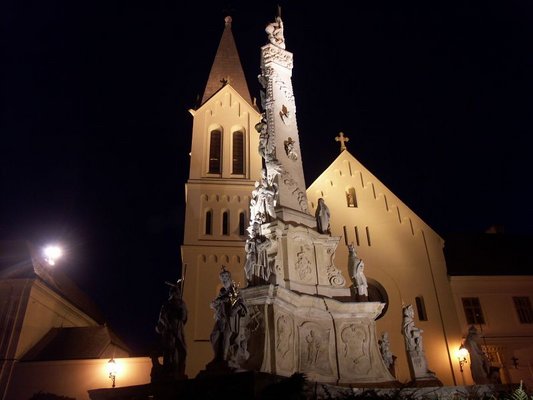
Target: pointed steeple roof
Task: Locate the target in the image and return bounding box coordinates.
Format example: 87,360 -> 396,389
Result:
201,16 -> 252,106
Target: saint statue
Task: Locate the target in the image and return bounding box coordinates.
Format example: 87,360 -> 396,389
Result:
315,198 -> 331,235
464,325 -> 492,384
250,169 -> 276,225
208,267 -> 248,367
155,279 -> 187,379
265,16 -> 285,49
402,304 -> 423,353
379,332 -> 395,371
348,243 -> 368,299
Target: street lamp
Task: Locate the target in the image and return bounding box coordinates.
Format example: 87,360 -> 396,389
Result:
107,358 -> 117,388
456,344 -> 469,373
43,245 -> 63,266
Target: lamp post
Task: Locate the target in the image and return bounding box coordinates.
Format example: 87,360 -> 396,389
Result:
107,358 -> 117,388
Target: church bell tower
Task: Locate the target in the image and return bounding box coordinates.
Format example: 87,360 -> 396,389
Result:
180,16 -> 262,377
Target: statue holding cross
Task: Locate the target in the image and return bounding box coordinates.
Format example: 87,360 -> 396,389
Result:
335,132 -> 350,152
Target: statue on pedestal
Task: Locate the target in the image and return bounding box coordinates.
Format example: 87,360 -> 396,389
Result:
401,304 -> 439,384
402,305 -> 423,353
464,325 -> 492,384
154,279 -> 187,380
208,267 -> 248,369
348,243 -> 368,301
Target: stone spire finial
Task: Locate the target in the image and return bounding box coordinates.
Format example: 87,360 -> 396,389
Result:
224,16 -> 232,27
335,132 -> 350,152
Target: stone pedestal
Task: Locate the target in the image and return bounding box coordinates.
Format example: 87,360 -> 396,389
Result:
406,350 -> 442,386
258,219 -> 350,298
239,285 -> 396,385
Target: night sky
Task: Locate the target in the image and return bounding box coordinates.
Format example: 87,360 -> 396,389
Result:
2,1 -> 533,353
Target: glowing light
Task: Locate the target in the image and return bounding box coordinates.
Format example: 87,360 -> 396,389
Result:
43,245 -> 63,266
107,358 -> 117,388
456,344 -> 469,372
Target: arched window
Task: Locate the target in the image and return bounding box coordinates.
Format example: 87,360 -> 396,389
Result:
222,211 -> 229,235
205,210 -> 213,235
238,212 -> 246,236
232,130 -> 245,175
208,129 -> 222,174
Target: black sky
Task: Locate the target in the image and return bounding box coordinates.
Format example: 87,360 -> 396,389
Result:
2,1 -> 533,353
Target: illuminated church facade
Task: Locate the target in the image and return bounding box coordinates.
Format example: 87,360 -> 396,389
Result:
181,16 -> 533,387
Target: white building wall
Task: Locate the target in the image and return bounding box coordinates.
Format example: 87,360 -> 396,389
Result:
450,276 -> 533,386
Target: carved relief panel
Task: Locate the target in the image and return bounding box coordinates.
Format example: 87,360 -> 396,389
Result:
275,312 -> 295,372
289,233 -> 317,286
298,321 -> 333,376
338,322 -> 372,377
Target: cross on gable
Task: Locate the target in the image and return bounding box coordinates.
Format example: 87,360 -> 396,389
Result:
335,132 -> 350,152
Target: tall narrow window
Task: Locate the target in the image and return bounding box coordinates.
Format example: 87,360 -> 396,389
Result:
366,226 -> 371,246
346,187 -> 357,207
343,226 -> 348,245
239,212 -> 246,236
462,297 -> 485,324
415,296 -> 428,321
208,129 -> 222,174
232,130 -> 245,175
513,297 -> 533,324
222,211 -> 229,235
205,210 -> 213,235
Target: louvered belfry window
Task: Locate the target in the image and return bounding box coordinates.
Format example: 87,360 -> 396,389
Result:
209,130 -> 222,174
232,130 -> 244,175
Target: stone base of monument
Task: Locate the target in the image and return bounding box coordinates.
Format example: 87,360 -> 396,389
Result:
88,371 -> 305,400
88,375 -> 500,400
406,351 -> 443,387
196,359 -> 238,378
238,284 -> 397,387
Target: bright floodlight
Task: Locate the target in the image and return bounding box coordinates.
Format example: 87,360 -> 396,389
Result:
43,245 -> 63,266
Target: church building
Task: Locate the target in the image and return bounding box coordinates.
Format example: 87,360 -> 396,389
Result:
181,15 -> 533,388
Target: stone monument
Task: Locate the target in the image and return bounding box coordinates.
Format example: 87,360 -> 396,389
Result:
221,13 -> 396,386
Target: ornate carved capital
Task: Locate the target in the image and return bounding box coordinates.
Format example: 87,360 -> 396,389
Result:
261,44 -> 294,69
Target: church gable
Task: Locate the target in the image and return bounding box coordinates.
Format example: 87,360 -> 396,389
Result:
307,150 -> 442,244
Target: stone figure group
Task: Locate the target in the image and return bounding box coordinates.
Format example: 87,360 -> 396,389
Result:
249,169 -> 276,231
244,168 -> 277,286
154,279 -> 188,379
244,236 -> 271,286
347,243 -> 368,300
208,267 -> 248,368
